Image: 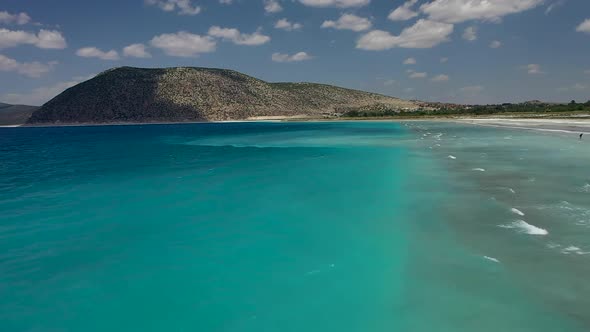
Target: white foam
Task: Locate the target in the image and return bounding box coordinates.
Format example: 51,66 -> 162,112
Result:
472,168 -> 486,172
564,246 -> 581,252
561,246 -> 589,255
448,155 -> 457,160
504,220 -> 548,235
484,256 -> 500,263
508,188 -> 516,194
511,208 -> 525,216
549,243 -> 589,255
581,183 -> 590,193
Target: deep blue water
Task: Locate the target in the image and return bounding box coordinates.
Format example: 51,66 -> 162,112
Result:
1,121 -> 589,331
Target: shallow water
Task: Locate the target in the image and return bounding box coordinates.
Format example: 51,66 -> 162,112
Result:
0,121 -> 589,331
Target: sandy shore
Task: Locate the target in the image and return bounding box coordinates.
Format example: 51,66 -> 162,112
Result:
454,118 -> 590,134
5,117 -> 590,134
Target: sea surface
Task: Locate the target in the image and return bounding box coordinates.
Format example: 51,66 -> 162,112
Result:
1,121 -> 589,332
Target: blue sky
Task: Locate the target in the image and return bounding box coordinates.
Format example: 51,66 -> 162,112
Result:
1,0 -> 589,105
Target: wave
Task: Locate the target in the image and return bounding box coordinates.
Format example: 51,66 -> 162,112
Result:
448,155 -> 457,160
511,208 -> 525,216
472,168 -> 486,172
483,256 -> 500,263
500,220 -> 548,235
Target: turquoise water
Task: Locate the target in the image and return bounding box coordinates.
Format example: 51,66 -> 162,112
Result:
1,121 -> 589,331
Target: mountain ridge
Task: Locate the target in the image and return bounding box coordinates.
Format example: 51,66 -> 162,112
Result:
0,103 -> 38,126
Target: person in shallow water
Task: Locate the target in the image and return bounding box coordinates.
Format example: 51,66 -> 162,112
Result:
580,133 -> 584,140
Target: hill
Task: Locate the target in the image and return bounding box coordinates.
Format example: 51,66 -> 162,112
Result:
28,67 -> 417,124
0,103 -> 38,126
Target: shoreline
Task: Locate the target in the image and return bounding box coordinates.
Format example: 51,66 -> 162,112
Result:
3,116 -> 590,134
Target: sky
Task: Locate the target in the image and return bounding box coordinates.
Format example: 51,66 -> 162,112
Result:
1,0 -> 589,106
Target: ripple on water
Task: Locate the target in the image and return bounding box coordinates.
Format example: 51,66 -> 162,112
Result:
536,201 -> 590,226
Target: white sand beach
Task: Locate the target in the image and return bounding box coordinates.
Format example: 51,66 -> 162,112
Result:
456,118 -> 590,134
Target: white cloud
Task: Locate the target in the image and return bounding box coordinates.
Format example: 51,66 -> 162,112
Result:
403,57 -> 416,65
76,47 -> 120,60
150,31 -> 216,57
440,57 -> 448,63
123,43 -> 152,58
298,0 -> 370,8
420,0 -> 543,23
408,72 -> 428,79
523,63 -> 544,74
271,52 -> 313,62
356,19 -> 453,50
383,79 -> 397,86
576,19 -> 590,34
462,26 -> 477,41
275,18 -> 303,31
0,11 -> 31,25
388,0 -> 419,21
0,54 -> 56,78
321,14 -> 372,32
0,28 -> 67,49
36,30 -> 68,49
208,26 -> 270,45
145,0 -> 201,15
1,75 -> 94,106
264,0 -> 283,13
489,40 -> 502,48
431,74 -> 449,82
545,0 -> 566,15
460,85 -> 484,92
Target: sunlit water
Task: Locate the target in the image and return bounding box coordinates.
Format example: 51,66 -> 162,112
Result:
0,121 -> 589,331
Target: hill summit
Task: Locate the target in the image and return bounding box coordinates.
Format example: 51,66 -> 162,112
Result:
28,67 -> 417,124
